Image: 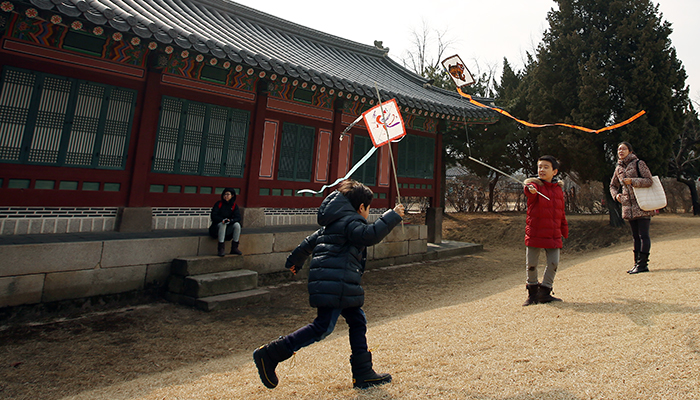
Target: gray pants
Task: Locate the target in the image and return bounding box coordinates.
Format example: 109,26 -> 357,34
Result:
217,221 -> 241,243
526,246 -> 560,288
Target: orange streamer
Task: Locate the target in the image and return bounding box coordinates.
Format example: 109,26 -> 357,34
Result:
456,87 -> 645,134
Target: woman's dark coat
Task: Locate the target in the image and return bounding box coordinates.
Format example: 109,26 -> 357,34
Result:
286,190 -> 402,309
208,188 -> 242,240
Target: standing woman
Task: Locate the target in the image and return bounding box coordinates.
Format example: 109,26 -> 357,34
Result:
610,142 -> 655,274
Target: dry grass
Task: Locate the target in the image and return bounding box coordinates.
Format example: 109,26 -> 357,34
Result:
2,214 -> 699,400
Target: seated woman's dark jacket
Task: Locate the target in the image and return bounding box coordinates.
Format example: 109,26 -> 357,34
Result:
208,189 -> 242,240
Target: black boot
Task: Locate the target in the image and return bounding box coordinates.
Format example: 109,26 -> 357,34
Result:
536,285 -> 562,303
350,351 -> 392,389
253,336 -> 294,389
522,283 -> 539,306
628,252 -> 649,274
627,251 -> 640,273
217,242 -> 225,257
230,240 -> 242,255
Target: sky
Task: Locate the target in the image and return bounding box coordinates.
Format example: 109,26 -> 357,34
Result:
233,0 -> 699,106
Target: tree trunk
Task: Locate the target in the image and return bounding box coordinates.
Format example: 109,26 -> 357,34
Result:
487,173 -> 500,213
677,177 -> 700,215
604,179 -> 625,227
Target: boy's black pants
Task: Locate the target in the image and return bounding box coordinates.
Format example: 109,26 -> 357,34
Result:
284,306 -> 368,355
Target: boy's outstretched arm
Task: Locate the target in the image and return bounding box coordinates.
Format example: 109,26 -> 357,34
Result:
286,229 -> 320,275
346,208 -> 403,247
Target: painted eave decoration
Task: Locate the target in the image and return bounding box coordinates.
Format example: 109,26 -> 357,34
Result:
1,0 -> 498,127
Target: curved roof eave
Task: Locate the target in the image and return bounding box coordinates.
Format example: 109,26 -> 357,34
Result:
29,0 -> 496,120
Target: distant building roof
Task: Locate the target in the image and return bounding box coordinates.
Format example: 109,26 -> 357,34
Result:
25,0 -> 497,122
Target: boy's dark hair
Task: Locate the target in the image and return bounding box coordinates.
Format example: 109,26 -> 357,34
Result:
538,155 -> 560,170
618,141 -> 634,153
338,179 -> 373,211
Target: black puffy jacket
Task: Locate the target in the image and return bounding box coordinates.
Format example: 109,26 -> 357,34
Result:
286,190 -> 402,309
208,188 -> 242,240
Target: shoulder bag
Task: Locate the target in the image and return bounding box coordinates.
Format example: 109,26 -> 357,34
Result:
631,161 -> 667,211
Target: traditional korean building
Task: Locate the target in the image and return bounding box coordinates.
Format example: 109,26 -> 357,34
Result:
0,0 -> 497,235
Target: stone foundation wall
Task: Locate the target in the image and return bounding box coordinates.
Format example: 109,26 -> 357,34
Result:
0,224 -> 428,309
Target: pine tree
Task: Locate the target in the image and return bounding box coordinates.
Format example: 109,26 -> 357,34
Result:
527,0 -> 689,225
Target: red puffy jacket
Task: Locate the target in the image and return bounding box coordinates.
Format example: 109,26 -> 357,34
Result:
524,178 -> 569,249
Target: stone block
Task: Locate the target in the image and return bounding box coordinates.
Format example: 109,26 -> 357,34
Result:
0,274 -> 44,307
183,269 -> 258,298
42,265 -> 147,302
29,219 -> 43,234
116,207 -> 153,232
373,241 -> 408,260
168,275 -> 186,294
146,263 -> 171,286
171,255 -> 245,276
81,218 -> 94,232
238,233 -> 274,255
384,224 -> 420,242
68,219 -> 81,233
42,219 -> 56,234
0,242 -> 103,277
2,219 -> 16,235
195,288 -> 271,312
55,219 -> 68,233
241,207 -> 265,228
366,245 -> 374,260
242,252 -> 289,275
419,225 -> 428,240
273,230 -> 316,253
15,219 -> 29,235
101,237 -> 199,268
409,239 -> 428,254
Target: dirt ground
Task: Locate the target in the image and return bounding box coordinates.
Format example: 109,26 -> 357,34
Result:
1,213 -> 699,400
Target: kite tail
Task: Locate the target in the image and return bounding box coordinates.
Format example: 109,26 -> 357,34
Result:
456,87 -> 645,134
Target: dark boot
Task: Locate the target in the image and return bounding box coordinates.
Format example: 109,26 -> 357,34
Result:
253,336 -> 294,389
350,351 -> 392,389
522,283 -> 539,306
230,240 -> 242,255
628,252 -> 649,274
217,242 -> 225,257
627,251 -> 640,273
536,285 -> 562,303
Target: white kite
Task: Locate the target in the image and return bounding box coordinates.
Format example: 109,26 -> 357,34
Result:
362,98 -> 406,148
441,54 -> 475,88
297,98 -> 406,195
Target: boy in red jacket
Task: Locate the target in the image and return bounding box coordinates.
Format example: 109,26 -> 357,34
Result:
522,155 -> 569,306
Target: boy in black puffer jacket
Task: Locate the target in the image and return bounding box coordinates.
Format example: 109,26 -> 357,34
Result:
254,179 -> 404,390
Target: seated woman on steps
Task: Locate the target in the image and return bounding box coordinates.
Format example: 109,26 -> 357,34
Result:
208,188 -> 243,257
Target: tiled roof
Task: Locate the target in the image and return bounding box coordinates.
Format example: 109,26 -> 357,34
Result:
26,0 -> 496,120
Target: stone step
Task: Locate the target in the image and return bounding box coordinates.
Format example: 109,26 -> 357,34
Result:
427,241 -> 484,259
171,254 -> 245,276
181,269 -> 258,298
195,289 -> 271,312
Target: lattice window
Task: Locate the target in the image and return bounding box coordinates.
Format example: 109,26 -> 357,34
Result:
152,96 -> 250,177
277,123 -> 315,181
398,134 -> 435,179
0,67 -> 136,169
351,135 -> 377,186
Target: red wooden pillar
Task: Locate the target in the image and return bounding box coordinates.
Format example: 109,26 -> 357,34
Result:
433,131 -> 443,208
243,81 -> 269,207
126,69 -> 162,207
328,102 -> 344,190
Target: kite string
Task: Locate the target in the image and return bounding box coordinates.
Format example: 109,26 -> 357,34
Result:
461,102 -> 550,200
